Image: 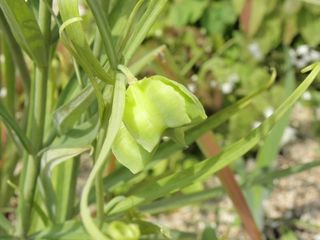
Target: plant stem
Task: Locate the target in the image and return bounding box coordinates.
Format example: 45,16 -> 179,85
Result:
16,0 -> 52,236
94,128 -> 107,228
2,39 -> 15,115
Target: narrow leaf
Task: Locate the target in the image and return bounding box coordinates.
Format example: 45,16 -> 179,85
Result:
0,102 -> 34,154
0,0 -> 47,67
80,73 -> 126,239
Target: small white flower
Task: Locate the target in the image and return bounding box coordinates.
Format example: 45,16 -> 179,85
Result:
263,107 -> 274,118
302,91 -> 312,101
296,45 -> 309,56
248,42 -> 262,60
221,82 -> 234,94
187,83 -> 196,93
191,74 -> 198,82
0,88 -> 7,98
295,59 -> 308,69
281,127 -> 296,146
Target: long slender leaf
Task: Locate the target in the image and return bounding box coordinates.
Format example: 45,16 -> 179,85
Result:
86,0 -> 118,69
53,85 -> 97,134
80,73 -> 126,239
140,160 -> 320,214
0,212 -> 14,235
58,0 -> 114,84
123,0 -> 167,63
39,147 -> 92,222
247,49 -> 296,229
0,102 -> 34,154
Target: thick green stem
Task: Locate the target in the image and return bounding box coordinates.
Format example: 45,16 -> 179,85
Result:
94,115 -> 109,227
16,0 -> 52,236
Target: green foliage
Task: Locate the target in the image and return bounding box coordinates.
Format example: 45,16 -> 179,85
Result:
0,1 -> 320,239
0,0 -> 47,67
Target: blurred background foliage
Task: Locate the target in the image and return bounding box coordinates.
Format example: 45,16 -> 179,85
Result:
135,0 -> 320,144
1,0 -> 320,239
126,0 -> 320,237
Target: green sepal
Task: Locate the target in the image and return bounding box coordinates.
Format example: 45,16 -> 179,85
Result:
142,78 -> 191,127
112,124 -> 152,174
148,75 -> 207,124
123,82 -> 165,152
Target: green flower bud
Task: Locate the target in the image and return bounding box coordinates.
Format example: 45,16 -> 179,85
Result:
112,75 -> 206,173
123,75 -> 206,152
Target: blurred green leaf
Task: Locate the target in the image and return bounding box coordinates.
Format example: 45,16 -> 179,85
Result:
255,16 -> 282,54
0,213 -> 13,235
39,146 -> 92,221
298,7 -> 320,46
247,0 -> 268,37
0,102 -> 34,155
51,115 -> 99,148
53,85 -> 97,134
201,1 -> 236,35
0,0 -> 47,67
201,226 -> 218,240
168,0 -> 208,26
280,231 -> 298,240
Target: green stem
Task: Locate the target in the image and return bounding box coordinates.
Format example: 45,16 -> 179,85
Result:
16,0 -> 52,236
94,112 -> 109,227
87,0 -> 118,69
2,39 -> 15,115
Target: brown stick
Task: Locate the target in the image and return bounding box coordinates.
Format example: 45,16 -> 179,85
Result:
197,132 -> 262,240
240,0 -> 252,37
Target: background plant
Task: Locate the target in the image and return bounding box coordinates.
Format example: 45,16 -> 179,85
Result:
0,0 -> 319,239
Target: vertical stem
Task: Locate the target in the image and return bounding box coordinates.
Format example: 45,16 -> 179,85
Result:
16,0 -> 52,236
94,118 -> 108,228
3,39 -> 15,115
197,132 -> 262,240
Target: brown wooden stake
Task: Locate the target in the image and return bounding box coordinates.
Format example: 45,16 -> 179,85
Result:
240,0 -> 253,37
197,132 -> 262,240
